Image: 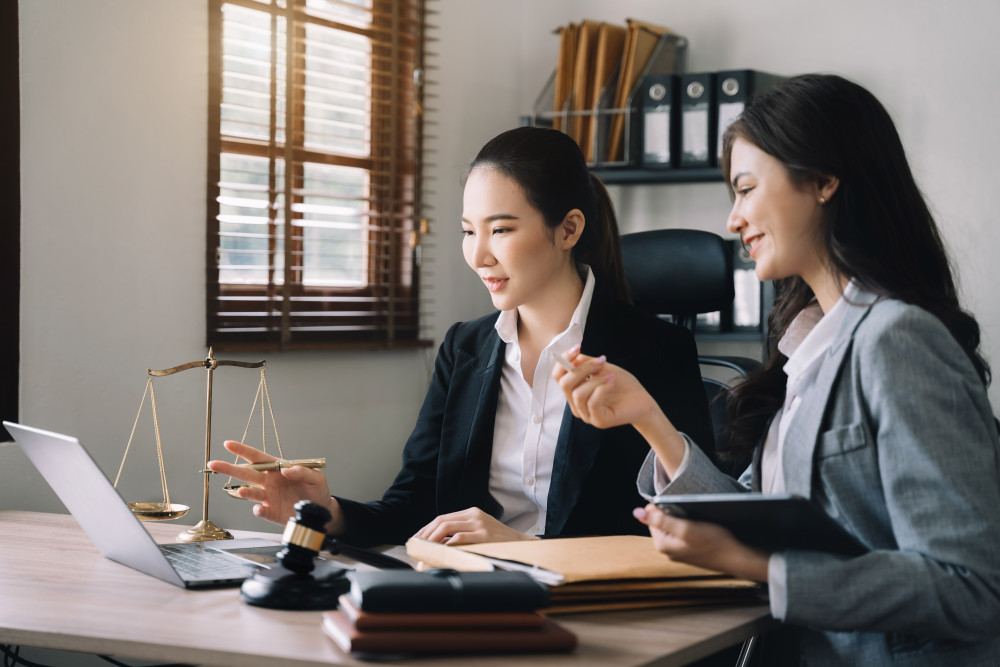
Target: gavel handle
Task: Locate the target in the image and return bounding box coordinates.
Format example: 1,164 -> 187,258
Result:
323,538 -> 413,570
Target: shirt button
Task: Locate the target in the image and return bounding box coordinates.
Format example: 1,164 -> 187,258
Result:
525,477 -> 535,487
531,414 -> 542,424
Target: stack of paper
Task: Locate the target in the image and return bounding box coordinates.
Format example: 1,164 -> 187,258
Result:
406,535 -> 763,614
605,19 -> 674,163
551,18 -> 677,164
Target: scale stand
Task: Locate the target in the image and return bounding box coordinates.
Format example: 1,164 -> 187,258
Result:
147,347 -> 265,542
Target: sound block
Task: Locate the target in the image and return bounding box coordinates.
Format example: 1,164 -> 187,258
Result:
240,561 -> 350,610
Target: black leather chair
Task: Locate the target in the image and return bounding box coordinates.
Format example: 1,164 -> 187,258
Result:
621,228 -> 762,478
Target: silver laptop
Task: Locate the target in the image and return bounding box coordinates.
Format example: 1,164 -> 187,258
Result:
4,421 -> 281,588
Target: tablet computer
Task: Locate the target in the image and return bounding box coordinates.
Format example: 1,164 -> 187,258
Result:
652,493 -> 866,556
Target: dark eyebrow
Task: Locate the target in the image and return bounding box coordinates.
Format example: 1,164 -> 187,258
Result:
731,171 -> 749,190
460,213 -> 520,224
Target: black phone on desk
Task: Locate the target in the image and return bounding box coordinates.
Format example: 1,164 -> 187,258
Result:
653,493 -> 867,556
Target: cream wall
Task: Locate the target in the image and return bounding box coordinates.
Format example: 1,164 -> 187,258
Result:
8,0 -> 999,539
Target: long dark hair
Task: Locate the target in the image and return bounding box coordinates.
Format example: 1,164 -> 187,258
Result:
719,74 -> 990,460
466,126 -> 630,302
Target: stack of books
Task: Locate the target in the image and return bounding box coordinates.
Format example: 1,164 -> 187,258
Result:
323,594 -> 577,656
322,569 -> 577,657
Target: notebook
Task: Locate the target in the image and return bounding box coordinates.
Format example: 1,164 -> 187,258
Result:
4,421 -> 281,588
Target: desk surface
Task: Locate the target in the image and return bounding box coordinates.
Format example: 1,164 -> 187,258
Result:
0,510 -> 775,667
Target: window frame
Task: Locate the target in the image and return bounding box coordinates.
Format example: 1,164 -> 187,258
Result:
1,0 -> 20,440
206,0 -> 429,352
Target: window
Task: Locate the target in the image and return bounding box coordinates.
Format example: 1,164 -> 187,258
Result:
207,0 -> 430,350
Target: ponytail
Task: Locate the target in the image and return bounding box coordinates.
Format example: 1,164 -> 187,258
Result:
581,174 -> 629,303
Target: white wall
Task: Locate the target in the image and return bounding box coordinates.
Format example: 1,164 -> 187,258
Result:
9,0 -> 448,533
10,0 -> 1000,539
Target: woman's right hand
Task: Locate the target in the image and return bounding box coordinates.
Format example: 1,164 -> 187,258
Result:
552,347 -> 661,430
207,440 -> 344,534
553,346 -> 689,476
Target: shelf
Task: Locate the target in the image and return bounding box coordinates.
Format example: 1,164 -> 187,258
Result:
590,166 -> 724,185
694,331 -> 764,343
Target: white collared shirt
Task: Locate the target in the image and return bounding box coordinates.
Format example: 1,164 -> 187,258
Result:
760,280 -> 857,493
763,280 -> 863,620
489,266 -> 596,536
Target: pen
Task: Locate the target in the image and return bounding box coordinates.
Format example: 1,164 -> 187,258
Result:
553,353 -> 576,372
200,458 -> 327,474
554,350 -> 598,379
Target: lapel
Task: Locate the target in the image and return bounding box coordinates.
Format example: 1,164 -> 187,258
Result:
437,325 -> 505,515
781,294 -> 877,496
545,287 -> 618,535
750,416 -> 774,492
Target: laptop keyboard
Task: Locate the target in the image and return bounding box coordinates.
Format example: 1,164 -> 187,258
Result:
159,543 -> 257,580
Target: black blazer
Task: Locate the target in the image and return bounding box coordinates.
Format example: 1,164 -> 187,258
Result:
335,286 -> 714,546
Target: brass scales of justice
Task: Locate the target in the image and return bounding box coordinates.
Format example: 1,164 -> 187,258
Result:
112,348 -> 325,542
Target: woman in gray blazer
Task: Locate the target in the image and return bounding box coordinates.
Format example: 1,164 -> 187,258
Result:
557,74 -> 1000,666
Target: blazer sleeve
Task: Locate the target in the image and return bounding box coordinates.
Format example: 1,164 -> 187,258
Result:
779,305 -> 1000,640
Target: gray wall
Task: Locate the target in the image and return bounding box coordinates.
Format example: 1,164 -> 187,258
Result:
9,0 -> 1000,540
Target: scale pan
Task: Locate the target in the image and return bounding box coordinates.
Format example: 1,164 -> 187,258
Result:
128,501 -> 190,521
223,482 -> 262,500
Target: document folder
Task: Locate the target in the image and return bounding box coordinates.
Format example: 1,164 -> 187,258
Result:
406,535 -> 761,614
679,72 -> 716,168
715,69 -> 784,160
640,74 -> 678,168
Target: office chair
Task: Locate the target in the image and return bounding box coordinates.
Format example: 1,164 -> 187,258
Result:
620,228 -> 762,478
621,228 -> 763,667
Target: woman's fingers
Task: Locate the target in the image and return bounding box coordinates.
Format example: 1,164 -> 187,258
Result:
206,459 -> 267,485
222,439 -> 278,463
414,509 -> 479,543
207,440 -> 280,483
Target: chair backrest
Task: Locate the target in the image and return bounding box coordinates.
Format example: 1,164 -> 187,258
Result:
621,229 -> 735,331
621,228 -> 759,477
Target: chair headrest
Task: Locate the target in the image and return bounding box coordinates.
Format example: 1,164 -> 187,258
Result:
621,229 -> 735,316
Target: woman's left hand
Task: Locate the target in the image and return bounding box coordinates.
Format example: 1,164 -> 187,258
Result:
412,507 -> 540,545
633,503 -> 771,582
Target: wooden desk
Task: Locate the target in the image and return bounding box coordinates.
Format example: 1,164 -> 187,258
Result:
0,511 -> 776,666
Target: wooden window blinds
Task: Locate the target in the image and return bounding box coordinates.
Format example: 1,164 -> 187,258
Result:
207,0 -> 431,351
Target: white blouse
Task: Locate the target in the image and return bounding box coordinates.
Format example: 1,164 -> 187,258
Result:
488,266 -> 595,535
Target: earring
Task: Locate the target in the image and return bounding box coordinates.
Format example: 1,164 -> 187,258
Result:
818,196 -> 827,205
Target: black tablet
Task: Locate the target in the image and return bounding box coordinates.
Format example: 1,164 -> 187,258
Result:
652,493 -> 867,556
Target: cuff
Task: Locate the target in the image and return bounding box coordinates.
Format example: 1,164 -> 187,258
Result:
653,436 -> 692,494
767,552 -> 788,621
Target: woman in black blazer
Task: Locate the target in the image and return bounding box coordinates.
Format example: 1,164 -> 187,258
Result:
210,127 -> 713,547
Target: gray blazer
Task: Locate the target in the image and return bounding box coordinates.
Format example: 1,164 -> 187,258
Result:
644,295 -> 1000,666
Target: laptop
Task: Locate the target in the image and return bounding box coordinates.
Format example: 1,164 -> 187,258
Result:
4,421 -> 282,588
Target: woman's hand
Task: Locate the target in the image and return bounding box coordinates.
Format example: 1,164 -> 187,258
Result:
412,507 -> 539,545
633,503 -> 771,582
553,346 -> 689,473
552,346 -> 660,430
207,440 -> 344,534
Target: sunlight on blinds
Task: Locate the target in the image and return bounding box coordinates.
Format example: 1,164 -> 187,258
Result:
208,0 -> 429,349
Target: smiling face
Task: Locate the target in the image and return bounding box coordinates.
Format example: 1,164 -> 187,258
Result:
726,138 -> 830,287
461,167 -> 579,313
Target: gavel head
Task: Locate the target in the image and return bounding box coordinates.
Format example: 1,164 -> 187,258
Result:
276,500 -> 332,575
